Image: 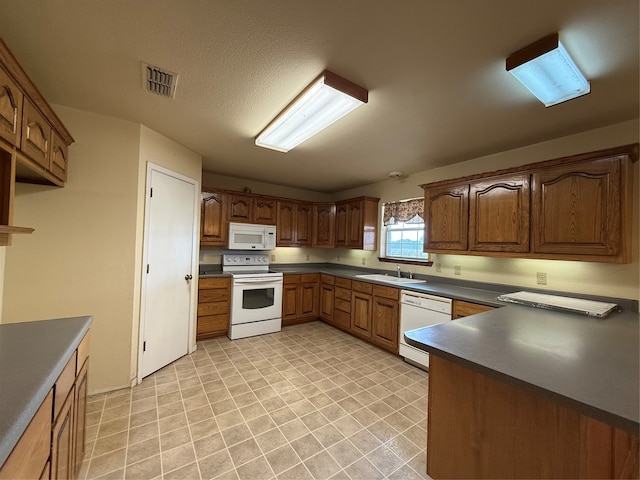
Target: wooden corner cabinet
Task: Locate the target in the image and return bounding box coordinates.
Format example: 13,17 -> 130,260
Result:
197,277 -> 231,340
0,39 -> 74,246
421,144 -> 638,263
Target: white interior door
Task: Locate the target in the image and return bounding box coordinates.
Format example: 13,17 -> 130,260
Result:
140,165 -> 197,378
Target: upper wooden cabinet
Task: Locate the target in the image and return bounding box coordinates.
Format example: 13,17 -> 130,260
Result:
313,203 -> 335,247
0,39 -> 74,246
201,191 -> 227,246
228,193 -> 277,225
424,184 -> 469,251
469,173 -> 530,253
421,144 -> 637,263
334,197 -> 379,250
531,157 -> 623,258
276,200 -> 312,247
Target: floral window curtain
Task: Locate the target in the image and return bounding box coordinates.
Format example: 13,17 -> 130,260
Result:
382,198 -> 424,226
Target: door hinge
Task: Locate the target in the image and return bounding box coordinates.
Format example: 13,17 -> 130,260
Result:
146,264 -> 149,274
150,188 -> 153,198
143,341 -> 146,352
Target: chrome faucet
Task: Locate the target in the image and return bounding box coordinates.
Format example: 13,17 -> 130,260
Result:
397,264 -> 402,278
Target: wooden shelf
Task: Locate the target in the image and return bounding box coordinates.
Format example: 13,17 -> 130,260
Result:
0,225 -> 34,234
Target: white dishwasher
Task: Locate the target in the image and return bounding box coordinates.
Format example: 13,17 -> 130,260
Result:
400,290 -> 452,370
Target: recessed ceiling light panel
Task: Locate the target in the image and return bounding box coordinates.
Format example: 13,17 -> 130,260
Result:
506,33 -> 590,107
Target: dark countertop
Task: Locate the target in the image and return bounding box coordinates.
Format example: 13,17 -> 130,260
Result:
0,316 -> 92,467
405,306 -> 640,434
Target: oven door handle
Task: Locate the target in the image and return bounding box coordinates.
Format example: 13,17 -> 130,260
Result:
234,278 -> 282,285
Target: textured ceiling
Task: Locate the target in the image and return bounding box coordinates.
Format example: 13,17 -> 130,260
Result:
0,0 -> 637,193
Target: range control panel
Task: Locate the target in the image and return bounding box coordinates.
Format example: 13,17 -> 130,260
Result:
222,253 -> 269,267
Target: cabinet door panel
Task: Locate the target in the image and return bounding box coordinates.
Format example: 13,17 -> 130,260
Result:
51,389 -> 75,480
372,296 -> 399,353
347,201 -> 363,247
351,291 -> 372,338
282,284 -> 299,323
335,204 -> 348,246
228,194 -> 253,223
277,201 -> 296,246
313,203 -> 335,247
532,158 -> 621,256
319,283 -> 334,322
0,67 -> 22,147
469,174 -> 530,252
201,192 -> 227,246
197,314 -> 229,337
50,131 -> 68,182
74,359 -> 89,477
296,203 -> 313,246
299,282 -> 318,318
21,99 -> 50,169
424,185 -> 469,251
253,198 -> 277,225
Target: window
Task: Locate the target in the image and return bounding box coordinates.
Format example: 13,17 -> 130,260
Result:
381,198 -> 429,261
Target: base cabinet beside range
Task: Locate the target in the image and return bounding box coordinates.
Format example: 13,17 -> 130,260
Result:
197,277 -> 231,340
282,274 -> 319,326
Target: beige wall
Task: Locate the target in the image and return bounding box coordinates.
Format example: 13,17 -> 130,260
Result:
330,119 -> 640,302
1,109 -> 203,395
2,106 -> 141,393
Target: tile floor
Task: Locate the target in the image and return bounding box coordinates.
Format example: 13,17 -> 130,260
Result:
80,321 -> 430,480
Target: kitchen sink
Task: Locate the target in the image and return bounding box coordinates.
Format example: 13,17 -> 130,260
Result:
355,274 -> 426,284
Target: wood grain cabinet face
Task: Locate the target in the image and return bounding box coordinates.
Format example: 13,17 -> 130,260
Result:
371,286 -> 400,353
49,131 -> 68,182
73,359 -> 89,477
197,277 -> 231,340
21,99 -> 51,169
227,194 -> 253,223
295,203 -> 313,245
319,281 -> 335,323
334,197 -> 379,251
452,300 -> 495,319
51,388 -> 75,480
312,203 -> 335,247
277,201 -> 296,246
0,67 -> 22,147
424,184 -> 469,251
469,174 -> 530,253
252,198 -> 277,225
201,191 -> 227,246
335,203 -> 348,247
281,274 -> 319,325
532,157 -> 622,257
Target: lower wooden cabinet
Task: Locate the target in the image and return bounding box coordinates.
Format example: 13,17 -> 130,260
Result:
452,300 -> 495,319
319,275 -> 334,323
1,330 -> 90,480
282,274 -> 319,326
351,281 -> 373,339
371,286 -> 400,353
197,277 -> 231,340
332,277 -> 352,330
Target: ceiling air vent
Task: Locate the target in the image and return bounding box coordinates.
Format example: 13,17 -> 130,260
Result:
141,62 -> 179,99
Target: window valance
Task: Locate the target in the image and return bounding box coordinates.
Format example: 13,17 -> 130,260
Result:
382,198 -> 424,226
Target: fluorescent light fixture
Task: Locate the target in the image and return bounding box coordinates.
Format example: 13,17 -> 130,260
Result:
255,70 -> 368,152
506,33 -> 590,107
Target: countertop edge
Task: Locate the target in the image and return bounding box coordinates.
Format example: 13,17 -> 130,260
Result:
0,316 -> 92,467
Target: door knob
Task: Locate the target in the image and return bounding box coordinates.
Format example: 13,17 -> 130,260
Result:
185,274 -> 193,281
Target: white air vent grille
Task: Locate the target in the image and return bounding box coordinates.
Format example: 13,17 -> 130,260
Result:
141,62 -> 179,98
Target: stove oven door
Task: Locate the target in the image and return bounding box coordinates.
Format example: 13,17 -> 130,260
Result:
231,277 -> 283,325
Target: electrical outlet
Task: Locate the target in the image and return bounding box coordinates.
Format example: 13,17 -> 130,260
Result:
337,255 -> 341,262
305,254 -> 310,261
270,254 -> 276,262
536,272 -> 547,285
435,263 -> 442,272
454,265 -> 462,276
361,258 -> 366,265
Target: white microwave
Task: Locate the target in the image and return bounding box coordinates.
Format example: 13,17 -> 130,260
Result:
227,222 -> 277,250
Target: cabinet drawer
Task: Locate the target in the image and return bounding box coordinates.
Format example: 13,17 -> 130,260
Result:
335,277 -> 352,289
198,289 -> 229,303
373,285 -> 399,300
333,309 -> 351,330
198,302 -> 229,316
453,300 -> 495,319
197,314 -> 229,336
21,99 -> 51,168
335,286 -> 351,301
198,277 -> 230,289
283,274 -> 301,284
54,351 -> 77,420
335,297 -> 351,313
0,66 -> 23,147
301,273 -> 319,283
352,280 -> 373,294
320,274 -> 335,285
0,390 -> 53,480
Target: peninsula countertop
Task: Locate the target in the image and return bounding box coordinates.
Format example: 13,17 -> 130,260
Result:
404,305 -> 640,434
0,316 -> 92,467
